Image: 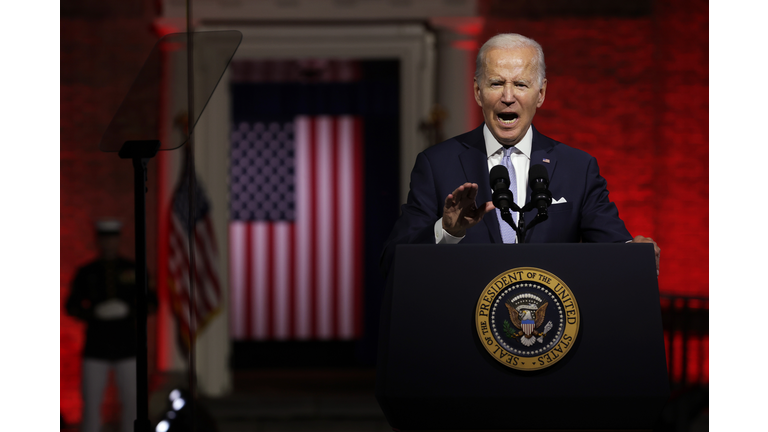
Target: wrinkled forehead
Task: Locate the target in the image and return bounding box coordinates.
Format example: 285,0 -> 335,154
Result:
480,47 -> 539,80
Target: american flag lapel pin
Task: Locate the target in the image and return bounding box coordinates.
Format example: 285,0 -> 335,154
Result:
542,158 -> 551,163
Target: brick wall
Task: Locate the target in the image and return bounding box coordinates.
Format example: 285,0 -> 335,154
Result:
478,0 -> 708,297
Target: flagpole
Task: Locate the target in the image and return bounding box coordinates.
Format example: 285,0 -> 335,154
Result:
185,1 -> 198,431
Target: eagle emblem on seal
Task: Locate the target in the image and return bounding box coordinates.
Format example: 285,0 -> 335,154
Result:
504,301 -> 553,347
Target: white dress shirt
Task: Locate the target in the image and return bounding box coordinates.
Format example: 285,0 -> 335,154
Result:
434,124 -> 533,243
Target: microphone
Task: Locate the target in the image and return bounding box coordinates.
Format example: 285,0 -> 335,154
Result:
528,164 -> 552,212
490,165 -> 515,211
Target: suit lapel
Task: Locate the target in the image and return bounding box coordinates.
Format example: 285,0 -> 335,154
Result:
458,125 -> 502,243
528,126 -> 558,195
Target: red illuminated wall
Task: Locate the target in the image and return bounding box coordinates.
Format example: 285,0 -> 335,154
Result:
477,0 -> 708,298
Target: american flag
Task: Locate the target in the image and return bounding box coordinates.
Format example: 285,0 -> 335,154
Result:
168,156 -> 223,351
228,116 -> 364,340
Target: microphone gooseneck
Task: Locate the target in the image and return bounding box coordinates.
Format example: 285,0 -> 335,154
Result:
490,163 -> 553,244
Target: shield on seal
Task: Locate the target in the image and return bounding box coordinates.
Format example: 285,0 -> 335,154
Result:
522,319 -> 535,336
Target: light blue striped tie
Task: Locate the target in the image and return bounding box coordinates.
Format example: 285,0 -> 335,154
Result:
495,147 -> 517,244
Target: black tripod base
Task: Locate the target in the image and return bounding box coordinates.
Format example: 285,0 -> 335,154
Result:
134,418 -> 151,432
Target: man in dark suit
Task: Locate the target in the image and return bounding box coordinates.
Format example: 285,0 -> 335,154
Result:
381,33 -> 660,276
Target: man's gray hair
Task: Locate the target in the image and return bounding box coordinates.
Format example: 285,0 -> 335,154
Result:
475,33 -> 546,87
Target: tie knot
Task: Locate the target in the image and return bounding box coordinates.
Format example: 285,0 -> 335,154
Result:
503,146 -> 515,158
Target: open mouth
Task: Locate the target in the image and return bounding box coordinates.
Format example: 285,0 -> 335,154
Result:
497,112 -> 519,125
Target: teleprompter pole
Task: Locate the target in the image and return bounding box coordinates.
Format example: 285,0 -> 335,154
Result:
119,140 -> 161,432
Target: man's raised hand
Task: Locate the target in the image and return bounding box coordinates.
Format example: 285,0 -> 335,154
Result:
442,183 -> 495,238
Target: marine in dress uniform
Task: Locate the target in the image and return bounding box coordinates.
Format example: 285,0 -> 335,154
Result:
66,220 -> 157,432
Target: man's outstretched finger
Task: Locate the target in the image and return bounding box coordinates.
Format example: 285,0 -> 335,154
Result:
451,183 -> 476,201
465,183 -> 479,201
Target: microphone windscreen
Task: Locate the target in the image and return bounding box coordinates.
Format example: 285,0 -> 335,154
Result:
529,164 -> 549,186
490,165 -> 510,188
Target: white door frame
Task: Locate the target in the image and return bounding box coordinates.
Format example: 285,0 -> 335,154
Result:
197,23 -> 436,204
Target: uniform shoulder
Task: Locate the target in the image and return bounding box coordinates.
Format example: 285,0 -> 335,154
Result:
76,259 -> 102,272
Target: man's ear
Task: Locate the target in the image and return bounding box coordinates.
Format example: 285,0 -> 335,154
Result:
473,78 -> 483,107
537,78 -> 547,108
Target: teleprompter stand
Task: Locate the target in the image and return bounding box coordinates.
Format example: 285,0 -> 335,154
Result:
99,31 -> 241,432
119,140 -> 160,432
376,243 -> 670,431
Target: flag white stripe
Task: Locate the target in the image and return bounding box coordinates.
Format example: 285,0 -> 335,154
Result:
229,222 -> 246,339
295,116 -> 312,339
338,116 -> 354,338
252,222 -> 269,339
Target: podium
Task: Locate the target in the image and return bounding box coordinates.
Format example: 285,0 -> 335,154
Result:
376,244 -> 670,431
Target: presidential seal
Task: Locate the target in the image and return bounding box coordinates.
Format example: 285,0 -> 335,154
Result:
475,267 -> 580,371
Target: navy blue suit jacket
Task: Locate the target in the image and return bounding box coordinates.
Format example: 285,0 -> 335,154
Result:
380,124 -> 632,275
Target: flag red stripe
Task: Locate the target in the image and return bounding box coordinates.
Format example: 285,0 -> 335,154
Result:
330,117 -> 339,338
228,223 -> 245,338
288,223 -> 296,338
169,219 -> 191,327
273,222 -> 291,339
265,223 -> 274,338
315,117 -> 326,337
244,223 -> 253,339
